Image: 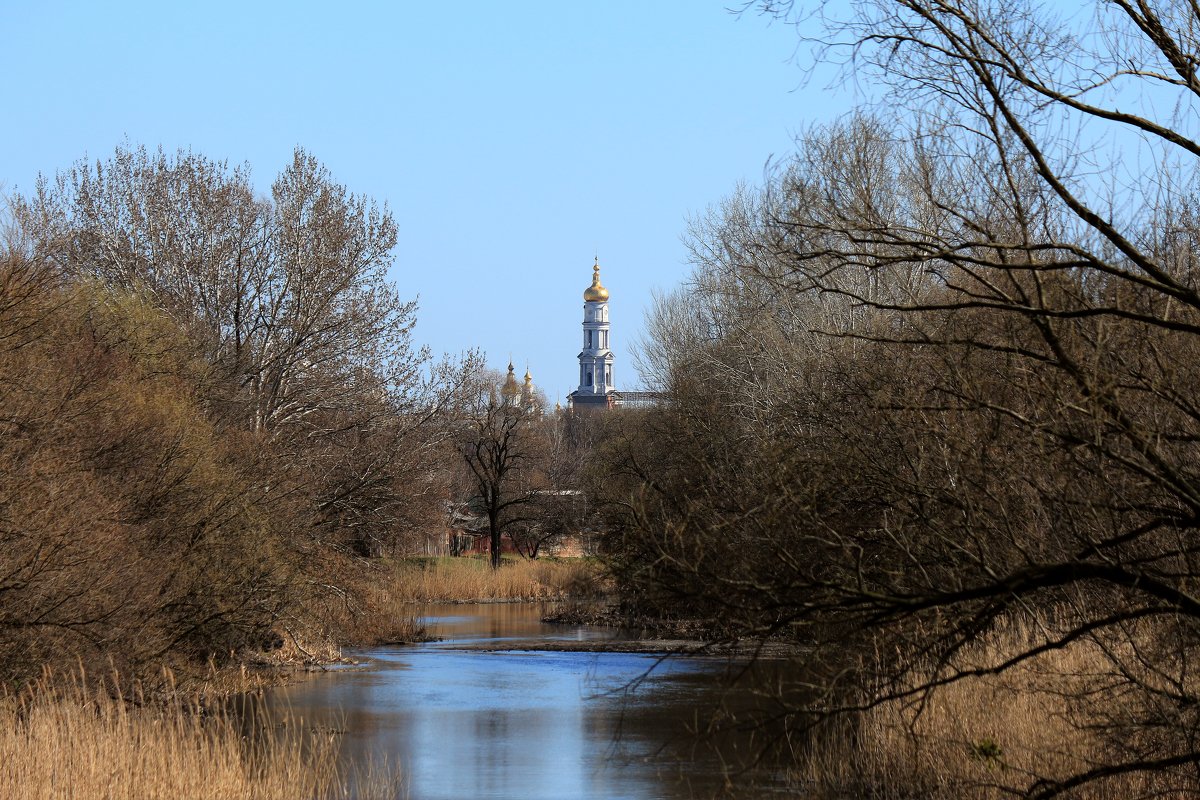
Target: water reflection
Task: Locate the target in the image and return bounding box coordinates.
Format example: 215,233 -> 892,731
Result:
263,603 -> 795,799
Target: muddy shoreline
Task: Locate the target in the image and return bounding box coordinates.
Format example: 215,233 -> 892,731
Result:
440,638 -> 802,657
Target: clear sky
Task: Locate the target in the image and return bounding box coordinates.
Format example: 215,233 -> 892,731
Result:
1,1 -> 851,403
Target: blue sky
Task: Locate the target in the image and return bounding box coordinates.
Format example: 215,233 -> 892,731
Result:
1,1 -> 850,403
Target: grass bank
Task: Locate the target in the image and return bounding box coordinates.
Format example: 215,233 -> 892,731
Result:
0,673 -> 400,800
380,555 -> 604,604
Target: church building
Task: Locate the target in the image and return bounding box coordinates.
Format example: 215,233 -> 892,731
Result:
498,360 -> 542,415
565,257 -> 661,411
568,258 -> 615,410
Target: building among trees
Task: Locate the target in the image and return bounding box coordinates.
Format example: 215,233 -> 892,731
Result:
500,360 -> 541,414
567,257 -> 662,411
568,258 -> 615,410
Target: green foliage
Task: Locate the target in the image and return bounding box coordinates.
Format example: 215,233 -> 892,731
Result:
968,738 -> 1004,769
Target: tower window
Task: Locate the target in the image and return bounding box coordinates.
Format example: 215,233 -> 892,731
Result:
586,331 -> 592,348
586,372 -> 592,386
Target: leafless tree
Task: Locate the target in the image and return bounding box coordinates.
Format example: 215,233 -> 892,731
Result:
458,372 -> 545,569
0,146 -> 475,684
14,145 -> 422,436
507,413 -> 590,559
13,145 -> 470,560
610,2 -> 1200,795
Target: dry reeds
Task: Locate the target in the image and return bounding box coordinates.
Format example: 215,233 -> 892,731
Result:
796,618 -> 1197,799
0,673 -> 401,800
386,556 -> 601,603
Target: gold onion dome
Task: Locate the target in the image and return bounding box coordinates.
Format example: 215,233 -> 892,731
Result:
583,257 -> 609,302
501,361 -> 520,398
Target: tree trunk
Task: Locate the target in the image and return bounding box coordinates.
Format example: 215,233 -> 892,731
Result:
488,510 -> 501,570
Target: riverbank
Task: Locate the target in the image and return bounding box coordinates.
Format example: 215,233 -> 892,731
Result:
545,602 -> 717,639
0,558 -> 611,800
367,557 -> 785,656
182,557 -> 606,684
0,673 -> 403,800
236,556 -> 603,673
442,637 -> 803,657
379,554 -> 605,603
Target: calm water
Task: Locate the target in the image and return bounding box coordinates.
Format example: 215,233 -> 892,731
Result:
261,603 -> 798,799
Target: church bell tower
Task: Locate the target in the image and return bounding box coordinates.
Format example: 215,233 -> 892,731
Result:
568,258 -> 614,410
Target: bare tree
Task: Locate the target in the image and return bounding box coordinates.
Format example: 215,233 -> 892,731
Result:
507,412 -> 590,559
14,145 -> 425,436
12,145 -> 469,560
607,2 -> 1200,795
458,372 -> 544,569
0,145 -> 476,684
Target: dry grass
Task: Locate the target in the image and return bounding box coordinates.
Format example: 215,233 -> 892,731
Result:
796,618 -> 1198,799
385,556 -> 602,603
294,597 -> 429,651
0,673 -> 401,800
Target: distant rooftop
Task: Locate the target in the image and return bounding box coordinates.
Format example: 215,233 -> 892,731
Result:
612,390 -> 665,408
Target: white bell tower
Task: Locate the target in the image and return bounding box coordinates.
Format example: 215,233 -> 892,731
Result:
569,258 -> 614,410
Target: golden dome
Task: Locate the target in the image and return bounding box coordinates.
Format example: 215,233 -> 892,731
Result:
583,257 -> 609,302
500,361 -> 520,398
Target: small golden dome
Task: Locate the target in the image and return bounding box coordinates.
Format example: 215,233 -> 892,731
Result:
501,361 -> 520,398
583,257 -> 609,302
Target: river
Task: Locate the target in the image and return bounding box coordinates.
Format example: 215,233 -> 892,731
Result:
260,603 -> 799,799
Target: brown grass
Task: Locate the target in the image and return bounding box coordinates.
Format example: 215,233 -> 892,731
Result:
384,556 -> 603,603
0,673 -> 401,800
796,618 -> 1197,799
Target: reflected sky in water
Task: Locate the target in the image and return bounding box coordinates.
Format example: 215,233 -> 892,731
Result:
265,603 -> 794,800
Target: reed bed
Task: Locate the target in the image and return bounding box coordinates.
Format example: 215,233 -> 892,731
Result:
795,618 -> 1195,799
386,556 -> 602,603
0,674 -> 401,800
